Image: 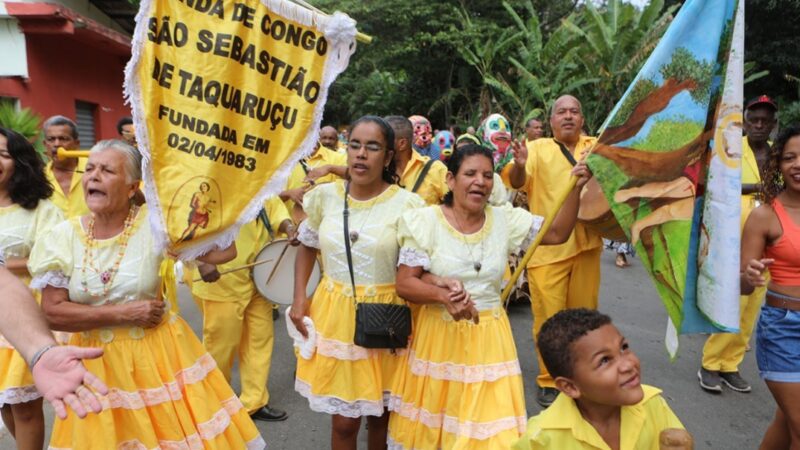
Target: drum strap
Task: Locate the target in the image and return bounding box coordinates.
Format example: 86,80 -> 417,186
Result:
342,183 -> 358,303
555,140 -> 578,167
412,159 -> 436,193
299,159 -> 311,175
258,208 -> 275,240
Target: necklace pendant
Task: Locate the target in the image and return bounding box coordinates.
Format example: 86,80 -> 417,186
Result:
100,271 -> 112,284
349,231 -> 359,243
473,261 -> 482,272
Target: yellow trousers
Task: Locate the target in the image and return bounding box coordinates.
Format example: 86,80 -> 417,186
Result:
528,248 -> 602,388
701,284 -> 765,372
199,292 -> 274,414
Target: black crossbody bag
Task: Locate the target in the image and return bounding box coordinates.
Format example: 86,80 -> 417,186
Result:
343,183 -> 411,350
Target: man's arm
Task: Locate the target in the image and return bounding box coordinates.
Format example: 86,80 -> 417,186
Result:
0,267 -> 108,418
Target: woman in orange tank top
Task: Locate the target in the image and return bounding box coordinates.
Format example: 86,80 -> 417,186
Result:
741,125 -> 800,449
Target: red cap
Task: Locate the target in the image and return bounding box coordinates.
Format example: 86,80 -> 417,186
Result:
746,95 -> 777,111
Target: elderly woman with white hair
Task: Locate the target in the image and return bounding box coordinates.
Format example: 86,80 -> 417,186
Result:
28,140 -> 265,449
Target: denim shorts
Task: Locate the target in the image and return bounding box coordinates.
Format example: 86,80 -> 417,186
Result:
756,304 -> 800,382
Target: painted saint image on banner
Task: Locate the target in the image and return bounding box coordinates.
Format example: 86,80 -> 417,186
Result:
168,178 -> 223,244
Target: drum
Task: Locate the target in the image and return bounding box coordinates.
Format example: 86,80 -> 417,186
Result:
578,179 -> 628,242
252,239 -> 321,305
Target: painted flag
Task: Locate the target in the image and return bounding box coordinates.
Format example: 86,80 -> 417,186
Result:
124,0 -> 357,259
585,0 -> 743,354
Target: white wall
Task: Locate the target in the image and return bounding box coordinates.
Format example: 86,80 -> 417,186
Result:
0,17 -> 28,77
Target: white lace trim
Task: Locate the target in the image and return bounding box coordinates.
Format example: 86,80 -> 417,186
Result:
387,396 -> 526,441
297,221 -> 320,248
518,216 -> 544,253
29,270 -> 70,290
98,353 -> 220,410
407,351 -> 521,383
51,418 -> 265,450
295,378 -> 389,418
397,247 -> 430,270
0,385 -> 42,406
316,334 -> 407,361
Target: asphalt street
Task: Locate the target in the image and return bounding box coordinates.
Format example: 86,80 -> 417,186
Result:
0,249 -> 773,449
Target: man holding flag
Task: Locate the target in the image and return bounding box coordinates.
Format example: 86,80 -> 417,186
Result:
508,95 -> 603,407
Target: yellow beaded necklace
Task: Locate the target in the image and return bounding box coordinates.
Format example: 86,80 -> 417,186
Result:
80,205 -> 138,297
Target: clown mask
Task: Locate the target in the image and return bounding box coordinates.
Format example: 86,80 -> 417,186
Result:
481,114 -> 512,156
409,115 -> 433,151
432,131 -> 455,161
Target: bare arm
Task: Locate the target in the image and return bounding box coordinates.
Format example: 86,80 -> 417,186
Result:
742,183 -> 761,195
397,265 -> 478,322
289,243 -> 319,337
4,257 -> 29,277
41,286 -> 165,332
508,140 -> 529,190
0,268 -> 59,361
540,162 -> 592,245
196,242 -> 237,265
740,206 -> 775,295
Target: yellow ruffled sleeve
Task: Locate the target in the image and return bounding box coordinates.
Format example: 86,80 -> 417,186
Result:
27,219 -> 76,289
30,200 -> 65,245
397,206 -> 434,270
497,202 -> 544,253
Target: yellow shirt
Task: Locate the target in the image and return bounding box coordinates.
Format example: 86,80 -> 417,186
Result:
399,150 -> 509,206
741,137 -> 763,229
46,159 -> 90,218
284,146 -> 347,212
517,136 -> 602,267
191,197 -> 290,302
513,385 -> 684,450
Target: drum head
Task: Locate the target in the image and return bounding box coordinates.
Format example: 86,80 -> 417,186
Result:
252,239 -> 321,305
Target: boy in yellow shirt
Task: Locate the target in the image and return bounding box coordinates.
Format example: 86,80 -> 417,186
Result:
514,309 -> 691,450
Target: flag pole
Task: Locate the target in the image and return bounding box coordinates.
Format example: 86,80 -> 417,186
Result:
290,0 -> 373,43
502,175 -> 578,306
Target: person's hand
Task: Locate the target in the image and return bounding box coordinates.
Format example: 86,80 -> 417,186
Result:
124,300 -> 166,328
283,188 -> 306,206
744,258 -> 773,287
286,224 -> 300,246
304,166 -> 330,184
32,346 -> 109,419
571,161 -> 593,189
659,428 -> 693,450
289,299 -> 311,338
511,140 -> 528,167
435,277 -> 465,295
198,262 -> 221,282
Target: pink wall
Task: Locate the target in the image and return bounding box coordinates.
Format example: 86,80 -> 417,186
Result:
0,33 -> 131,141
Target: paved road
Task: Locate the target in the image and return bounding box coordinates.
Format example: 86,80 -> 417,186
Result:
0,250 -> 772,448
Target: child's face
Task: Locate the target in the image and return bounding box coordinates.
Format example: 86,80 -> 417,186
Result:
560,324 -> 644,406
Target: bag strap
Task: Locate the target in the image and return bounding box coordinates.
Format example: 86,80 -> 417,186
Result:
412,159 -> 436,193
343,182 -> 358,305
555,140 -> 578,167
257,208 -> 275,240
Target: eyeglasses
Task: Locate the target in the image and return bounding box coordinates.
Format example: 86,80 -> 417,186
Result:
347,141 -> 384,152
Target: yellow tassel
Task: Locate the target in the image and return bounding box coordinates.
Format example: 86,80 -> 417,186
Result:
158,258 -> 179,314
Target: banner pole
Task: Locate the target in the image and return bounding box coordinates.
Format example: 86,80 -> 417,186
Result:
290,0 -> 373,43
502,176 -> 578,306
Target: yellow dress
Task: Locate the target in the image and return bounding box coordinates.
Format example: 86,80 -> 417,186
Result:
388,203 -> 543,449
28,208 -> 265,450
295,181 -> 424,417
0,199 -> 63,406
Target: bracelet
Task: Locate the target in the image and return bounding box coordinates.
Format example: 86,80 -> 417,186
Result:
29,344 -> 58,369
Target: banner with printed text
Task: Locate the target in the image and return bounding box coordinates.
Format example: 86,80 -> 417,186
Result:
585,0 -> 742,355
124,0 -> 356,258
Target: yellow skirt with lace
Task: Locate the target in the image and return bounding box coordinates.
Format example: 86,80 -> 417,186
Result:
295,276 -> 405,418
388,305 -> 527,449
48,313 -> 265,450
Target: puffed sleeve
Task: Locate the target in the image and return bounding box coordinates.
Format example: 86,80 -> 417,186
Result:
489,173 -> 509,206
498,203 -> 544,254
28,219 -> 74,289
264,196 -> 291,233
397,207 -> 432,270
296,182 -> 331,248
30,200 -> 65,245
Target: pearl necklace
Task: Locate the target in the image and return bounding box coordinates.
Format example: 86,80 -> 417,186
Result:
80,206 -> 138,297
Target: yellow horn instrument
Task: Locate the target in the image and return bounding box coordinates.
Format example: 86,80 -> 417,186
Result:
56,147 -> 90,160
